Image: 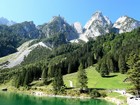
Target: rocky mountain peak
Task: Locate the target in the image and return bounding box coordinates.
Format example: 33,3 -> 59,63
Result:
10,21 -> 39,38
72,22 -> 83,34
113,16 -> 140,33
39,15 -> 79,41
49,15 -> 65,23
84,11 -> 112,38
0,17 -> 16,26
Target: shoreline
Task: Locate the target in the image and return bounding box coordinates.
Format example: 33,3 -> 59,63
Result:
0,86 -> 125,105
18,90 -> 120,105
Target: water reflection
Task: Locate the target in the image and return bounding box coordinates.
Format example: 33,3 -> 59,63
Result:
0,92 -> 113,105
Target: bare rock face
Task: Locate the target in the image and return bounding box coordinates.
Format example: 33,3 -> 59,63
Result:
113,16 -> 140,33
39,16 -> 79,41
84,11 -> 112,38
73,22 -> 83,34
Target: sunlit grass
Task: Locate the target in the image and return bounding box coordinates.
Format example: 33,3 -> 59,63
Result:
63,66 -> 131,89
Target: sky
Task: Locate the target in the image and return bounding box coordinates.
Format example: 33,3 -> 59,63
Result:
0,0 -> 140,26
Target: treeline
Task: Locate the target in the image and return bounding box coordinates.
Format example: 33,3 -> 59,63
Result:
14,63 -> 43,88
0,21 -> 39,57
96,28 -> 140,76
0,27 -> 140,90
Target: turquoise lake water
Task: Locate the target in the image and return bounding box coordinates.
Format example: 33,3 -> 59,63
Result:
0,92 -> 114,105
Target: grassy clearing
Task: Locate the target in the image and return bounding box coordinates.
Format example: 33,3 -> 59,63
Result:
107,92 -> 127,100
63,66 -> 131,89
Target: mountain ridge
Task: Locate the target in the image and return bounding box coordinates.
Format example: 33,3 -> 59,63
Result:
0,17 -> 16,26
0,11 -> 140,58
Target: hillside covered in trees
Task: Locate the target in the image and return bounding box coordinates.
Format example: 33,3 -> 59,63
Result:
0,27 -> 139,93
0,22 -> 39,57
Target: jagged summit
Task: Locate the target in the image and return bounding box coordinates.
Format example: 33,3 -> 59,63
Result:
0,17 -> 16,26
84,11 -> 112,38
39,15 -> 79,41
49,15 -> 65,23
1,12 -> 140,43
113,16 -> 140,33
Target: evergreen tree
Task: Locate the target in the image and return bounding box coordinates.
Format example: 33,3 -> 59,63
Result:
24,71 -> 30,86
87,56 -> 93,67
118,55 -> 127,74
14,74 -> 22,88
77,63 -> 88,90
100,62 -> 109,77
127,61 -> 140,97
52,68 -> 64,94
106,56 -> 114,72
48,64 -> 54,78
127,53 -> 140,69
68,63 -> 72,74
41,65 -> 48,85
23,69 -> 33,86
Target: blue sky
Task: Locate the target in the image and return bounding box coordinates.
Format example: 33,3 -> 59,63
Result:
0,0 -> 140,26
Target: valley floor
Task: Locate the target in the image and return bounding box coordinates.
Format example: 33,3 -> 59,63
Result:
0,66 -> 137,105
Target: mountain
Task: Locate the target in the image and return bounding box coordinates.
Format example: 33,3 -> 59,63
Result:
10,21 -> 39,39
0,21 -> 39,57
1,12 -> 140,57
0,40 -> 51,68
38,16 -> 79,41
79,12 -> 140,42
113,16 -> 140,33
72,22 -> 83,34
83,11 -> 112,39
0,17 -> 16,26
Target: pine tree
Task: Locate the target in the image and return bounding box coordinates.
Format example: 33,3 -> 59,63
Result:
41,65 -> 48,85
100,62 -> 109,77
52,68 -> 64,94
77,63 -> 88,90
23,67 -> 33,86
118,55 -> 127,74
14,74 -> 21,88
106,56 -> 114,72
48,64 -> 54,78
128,61 -> 140,97
68,63 -> 72,74
24,71 -> 30,86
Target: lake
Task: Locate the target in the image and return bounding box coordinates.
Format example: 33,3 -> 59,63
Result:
0,92 -> 114,105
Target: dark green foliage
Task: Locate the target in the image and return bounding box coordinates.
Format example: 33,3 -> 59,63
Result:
90,89 -> 101,98
100,62 -> 109,77
1,27 -> 140,90
106,55 -> 114,73
41,65 -> 48,85
52,68 -> 64,94
48,64 -> 55,78
24,70 -> 33,86
118,54 -> 127,74
97,28 -> 140,74
68,63 -> 72,74
22,46 -> 51,65
77,63 -> 88,90
127,53 -> 140,97
13,63 -> 42,87
0,21 -> 39,57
